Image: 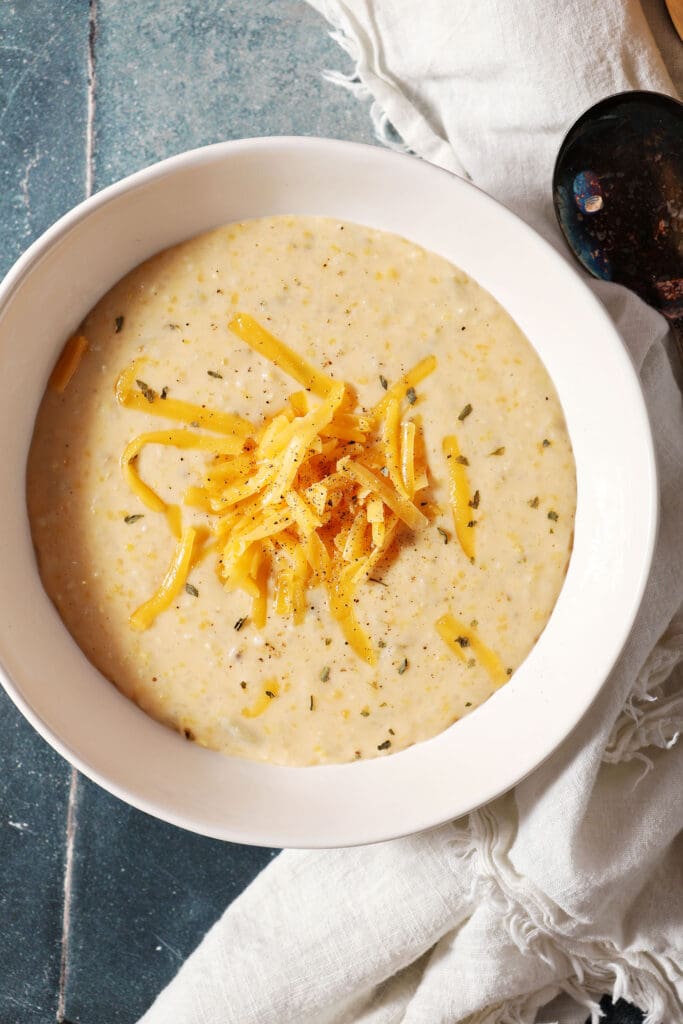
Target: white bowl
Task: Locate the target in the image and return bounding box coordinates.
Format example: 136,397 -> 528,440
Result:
0,137 -> 657,848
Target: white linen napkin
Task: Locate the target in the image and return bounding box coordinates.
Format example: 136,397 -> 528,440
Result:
139,3 -> 683,1021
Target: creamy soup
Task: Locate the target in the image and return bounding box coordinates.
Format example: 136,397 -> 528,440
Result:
27,216 -> 576,766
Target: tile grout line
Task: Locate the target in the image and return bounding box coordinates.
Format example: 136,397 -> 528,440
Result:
85,0 -> 98,199
57,5 -> 97,1018
56,768 -> 79,1023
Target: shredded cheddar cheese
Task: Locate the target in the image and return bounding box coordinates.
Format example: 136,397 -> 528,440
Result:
117,315 -> 438,655
443,434 -> 476,561
435,612 -> 507,687
49,334 -> 89,393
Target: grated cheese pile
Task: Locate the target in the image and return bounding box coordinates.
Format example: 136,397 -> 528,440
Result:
114,314 -> 446,666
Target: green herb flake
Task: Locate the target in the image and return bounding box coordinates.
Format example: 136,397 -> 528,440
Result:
360,709 -> 370,717
207,370 -> 223,379
397,658 -> 408,675
240,681 -> 247,690
234,616 -> 247,631
324,637 -> 332,646
455,454 -> 469,466
455,636 -> 470,648
160,386 -> 169,400
467,520 -> 477,528
528,496 -> 539,509
406,386 -> 417,405
124,513 -> 144,524
377,739 -> 391,751
542,438 -> 551,448
465,701 -> 472,707
458,403 -> 473,421
135,379 -> 156,403
489,446 -> 506,456
547,510 -> 559,522
185,583 -> 199,598
379,374 -> 388,390
506,667 -> 513,676
469,490 -> 480,509
265,690 -> 276,699
378,639 -> 387,649
467,658 -> 476,668
437,527 -> 449,545
320,666 -> 331,682
114,315 -> 124,333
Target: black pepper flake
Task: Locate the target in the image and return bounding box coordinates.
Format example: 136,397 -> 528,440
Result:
377,739 -> 391,751
542,438 -> 551,447
309,695 -> 315,711
234,616 -> 247,631
354,751 -> 362,760
406,386 -> 417,405
265,690 -> 276,699
379,374 -> 388,390
185,583 -> 199,597
437,527 -> 449,545
458,403 -> 473,421
124,513 -> 144,524
114,315 -> 124,333
489,446 -> 506,456
240,681 -> 247,690
397,658 -> 408,675
455,636 -> 470,648
320,666 -> 330,682
324,637 -> 332,646
136,379 -> 156,403
207,370 -> 223,379
467,520 -> 477,528
506,667 -> 513,676
469,490 -> 480,509
528,496 -> 539,508
547,510 -> 559,522
369,576 -> 387,586
183,727 -> 194,740
465,701 -> 472,707
160,386 -> 169,400
455,454 -> 469,466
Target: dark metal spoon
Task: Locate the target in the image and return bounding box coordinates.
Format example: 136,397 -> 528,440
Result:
553,90 -> 683,359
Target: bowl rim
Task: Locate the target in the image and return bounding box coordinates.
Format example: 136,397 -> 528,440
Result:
0,135 -> 659,847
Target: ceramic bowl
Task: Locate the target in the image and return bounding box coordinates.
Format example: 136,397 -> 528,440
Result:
0,137 -> 657,847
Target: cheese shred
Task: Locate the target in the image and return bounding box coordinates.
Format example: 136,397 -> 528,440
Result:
118,315 -> 441,657
435,612 -> 507,687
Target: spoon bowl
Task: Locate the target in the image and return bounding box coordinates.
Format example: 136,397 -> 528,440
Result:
553,90 -> 683,341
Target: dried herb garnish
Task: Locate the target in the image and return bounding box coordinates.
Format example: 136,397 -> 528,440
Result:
183,727 -> 194,740
377,739 -> 391,751
309,695 -> 315,711
437,527 -> 449,544
378,639 -> 386,649
388,728 -> 395,735
136,379 -> 156,403
489,446 -> 505,456
114,315 -> 124,333
240,681 -> 247,690
467,519 -> 477,528
455,636 -> 470,648
465,701 -> 472,707
320,666 -> 330,682
547,510 -> 559,522
185,583 -> 199,597
160,386 -> 169,400
324,637 -> 332,646
506,667 -> 513,676
265,690 -> 276,699
234,616 -> 247,631
207,370 -> 223,379
469,490 -> 480,509
124,513 -> 144,524
369,576 -> 387,586
455,454 -> 469,466
379,374 -> 388,390
528,496 -> 539,509
542,438 -> 551,447
406,386 -> 417,405
458,403 -> 473,421
397,658 -> 408,674
360,709 -> 370,717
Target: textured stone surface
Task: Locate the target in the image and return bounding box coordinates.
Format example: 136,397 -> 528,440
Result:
63,777 -> 276,1023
